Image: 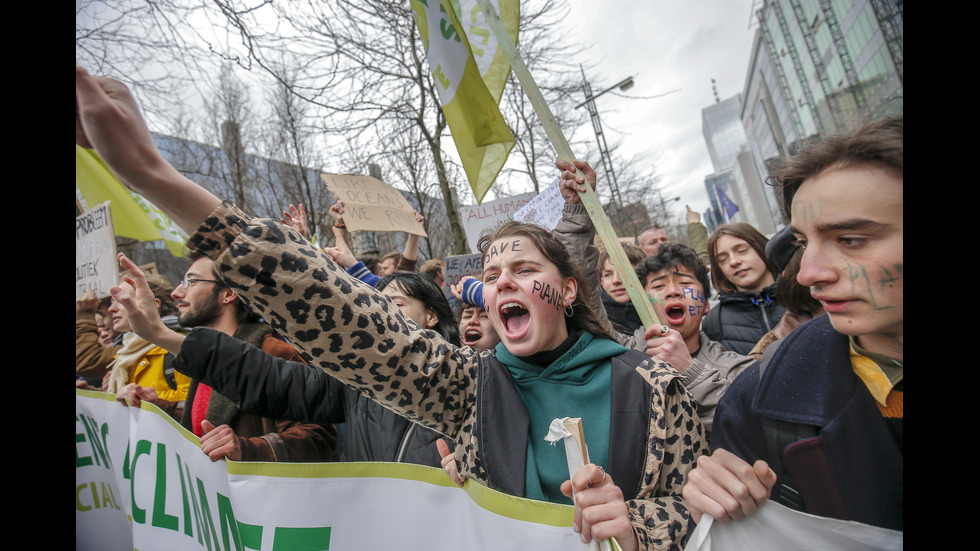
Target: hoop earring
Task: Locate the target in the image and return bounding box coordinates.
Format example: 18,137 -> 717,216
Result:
564,301 -> 574,318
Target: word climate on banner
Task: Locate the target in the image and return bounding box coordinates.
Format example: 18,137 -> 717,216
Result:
76,390 -> 585,551
76,201 -> 117,298
321,174 -> 427,236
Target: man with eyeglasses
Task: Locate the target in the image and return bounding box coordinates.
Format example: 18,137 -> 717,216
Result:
115,251 -> 339,463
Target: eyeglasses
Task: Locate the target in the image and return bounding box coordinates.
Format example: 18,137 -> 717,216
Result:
180,276 -> 220,289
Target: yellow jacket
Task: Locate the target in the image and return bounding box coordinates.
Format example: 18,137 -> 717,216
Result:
128,345 -> 191,403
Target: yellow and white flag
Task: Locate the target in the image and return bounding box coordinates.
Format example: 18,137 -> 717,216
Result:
76,145 -> 188,257
411,0 -> 518,204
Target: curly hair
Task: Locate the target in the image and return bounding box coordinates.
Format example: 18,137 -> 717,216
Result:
634,243 -> 711,297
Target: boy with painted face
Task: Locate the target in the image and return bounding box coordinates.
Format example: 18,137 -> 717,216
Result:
634,244 -> 755,436
683,117 -> 903,534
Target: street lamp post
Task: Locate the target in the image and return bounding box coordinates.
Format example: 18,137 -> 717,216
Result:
576,67 -> 637,237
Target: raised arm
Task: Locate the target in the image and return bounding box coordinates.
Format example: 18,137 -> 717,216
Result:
398,210 -> 425,272
75,67 -> 219,234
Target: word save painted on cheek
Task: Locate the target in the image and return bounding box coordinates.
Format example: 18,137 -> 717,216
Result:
531,280 -> 564,312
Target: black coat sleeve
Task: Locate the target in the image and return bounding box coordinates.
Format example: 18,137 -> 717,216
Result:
173,327 -> 348,424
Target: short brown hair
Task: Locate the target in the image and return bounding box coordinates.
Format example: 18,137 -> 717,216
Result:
769,117 -> 903,217
420,258 -> 444,278
707,223 -> 779,294
597,243 -> 645,272
142,274 -> 178,316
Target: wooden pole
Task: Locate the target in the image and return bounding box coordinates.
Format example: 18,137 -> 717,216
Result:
475,0 -> 661,328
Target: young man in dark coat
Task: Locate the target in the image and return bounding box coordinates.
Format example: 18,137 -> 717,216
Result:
682,117 -> 903,533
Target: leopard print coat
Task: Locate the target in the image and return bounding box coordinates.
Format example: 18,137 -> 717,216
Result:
187,202 -> 706,549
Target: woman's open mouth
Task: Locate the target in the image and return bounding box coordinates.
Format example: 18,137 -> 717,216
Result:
499,301 -> 531,337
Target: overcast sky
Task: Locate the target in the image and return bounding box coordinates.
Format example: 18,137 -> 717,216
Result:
559,0 -> 758,218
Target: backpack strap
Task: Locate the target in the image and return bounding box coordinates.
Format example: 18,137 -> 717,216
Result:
163,352 -> 178,390
701,306 -> 721,339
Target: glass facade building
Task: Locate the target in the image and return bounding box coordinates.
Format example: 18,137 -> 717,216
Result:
740,0 -> 902,225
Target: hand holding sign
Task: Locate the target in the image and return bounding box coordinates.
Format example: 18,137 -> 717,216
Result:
321,175 -> 426,236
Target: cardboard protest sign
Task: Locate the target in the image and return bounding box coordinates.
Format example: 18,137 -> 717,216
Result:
321,174 -> 427,236
460,192 -> 534,254
512,176 -> 563,231
76,201 -> 117,299
444,254 -> 483,291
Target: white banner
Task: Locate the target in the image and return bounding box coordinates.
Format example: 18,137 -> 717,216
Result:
684,497 -> 903,550
75,390 -> 583,551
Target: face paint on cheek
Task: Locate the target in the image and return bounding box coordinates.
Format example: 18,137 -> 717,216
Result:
682,287 -> 705,304
647,292 -> 665,305
688,305 -> 704,317
878,264 -> 902,290
531,280 -> 564,312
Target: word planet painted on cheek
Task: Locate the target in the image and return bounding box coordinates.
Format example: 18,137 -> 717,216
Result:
682,287 -> 705,303
847,262 -> 903,310
531,280 -> 564,312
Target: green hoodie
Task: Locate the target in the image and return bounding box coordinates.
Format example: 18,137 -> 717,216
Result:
494,331 -> 629,504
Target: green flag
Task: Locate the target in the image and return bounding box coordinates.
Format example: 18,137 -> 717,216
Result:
411,0 -> 518,204
75,145 -> 188,257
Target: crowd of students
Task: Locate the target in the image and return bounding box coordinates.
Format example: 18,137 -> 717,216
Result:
76,66 -> 902,549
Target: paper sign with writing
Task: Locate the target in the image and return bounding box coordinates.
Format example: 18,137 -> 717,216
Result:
76,201 -> 117,299
460,192 -> 534,254
321,174 -> 427,236
444,253 -> 484,291
512,176 -> 563,231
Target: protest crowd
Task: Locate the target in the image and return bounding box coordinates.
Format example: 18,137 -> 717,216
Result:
76,66 -> 902,550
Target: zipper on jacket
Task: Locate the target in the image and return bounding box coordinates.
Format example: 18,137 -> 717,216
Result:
752,296 -> 774,332
395,423 -> 418,463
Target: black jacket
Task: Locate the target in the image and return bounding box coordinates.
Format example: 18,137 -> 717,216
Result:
173,327 -> 444,467
599,289 -> 644,336
476,347 -> 659,500
701,284 -> 785,355
712,316 -> 903,531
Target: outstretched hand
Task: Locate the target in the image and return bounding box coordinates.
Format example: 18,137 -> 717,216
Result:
76,66 -> 161,186
555,159 -> 597,205
560,463 -> 637,551
76,66 -> 220,235
323,226 -> 358,269
110,253 -> 186,353
281,203 -> 309,239
686,205 -> 701,225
